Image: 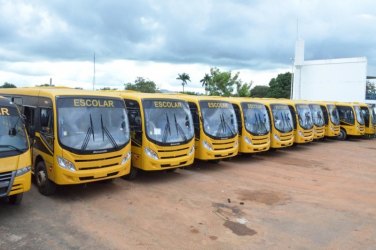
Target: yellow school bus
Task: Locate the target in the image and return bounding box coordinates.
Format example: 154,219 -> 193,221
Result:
318,102 -> 341,137
228,98 -> 270,153
252,99 -> 294,149
357,103 -> 376,137
0,88 -> 131,195
307,102 -> 325,140
335,102 -> 365,140
107,92 -> 195,179
0,96 -> 31,204
178,95 -> 238,161
282,100 -> 314,144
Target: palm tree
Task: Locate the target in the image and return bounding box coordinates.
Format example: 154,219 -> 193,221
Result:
176,73 -> 191,93
200,73 -> 211,94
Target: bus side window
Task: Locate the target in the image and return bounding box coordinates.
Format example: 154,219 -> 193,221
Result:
40,108 -> 53,135
188,102 -> 200,139
124,99 -> 142,146
232,104 -> 242,135
320,105 -> 329,125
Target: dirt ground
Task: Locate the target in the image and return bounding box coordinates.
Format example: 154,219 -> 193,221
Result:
1,138 -> 376,250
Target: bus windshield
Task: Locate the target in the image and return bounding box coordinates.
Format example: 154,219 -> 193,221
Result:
57,97 -> 130,153
200,101 -> 237,139
143,99 -> 194,145
372,106 -> 376,125
241,102 -> 270,135
296,104 -> 313,130
360,107 -> 370,126
0,106 -> 28,156
271,104 -> 293,133
327,104 -> 340,125
309,104 -> 325,127
354,106 -> 365,125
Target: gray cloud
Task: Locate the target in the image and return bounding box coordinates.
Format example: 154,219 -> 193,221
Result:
0,0 -> 376,74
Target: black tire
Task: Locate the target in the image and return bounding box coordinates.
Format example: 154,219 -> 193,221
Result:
35,161 -> 56,196
122,166 -> 138,180
8,193 -> 23,205
210,159 -> 220,164
166,168 -> 177,173
337,128 -> 347,141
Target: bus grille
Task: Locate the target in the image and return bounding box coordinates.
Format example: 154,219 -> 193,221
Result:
0,171 -> 13,197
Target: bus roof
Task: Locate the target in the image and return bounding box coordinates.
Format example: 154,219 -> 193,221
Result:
0,87 -> 124,99
99,90 -> 192,101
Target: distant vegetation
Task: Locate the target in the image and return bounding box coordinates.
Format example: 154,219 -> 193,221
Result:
124,77 -> 159,93
0,82 -> 17,88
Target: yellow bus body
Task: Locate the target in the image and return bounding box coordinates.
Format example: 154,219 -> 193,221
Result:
0,88 -> 131,195
0,96 -> 31,204
281,100 -> 314,144
356,102 -> 376,136
317,101 -> 341,137
254,99 -> 294,149
107,92 -> 195,174
335,102 -> 365,139
227,97 -> 270,153
178,95 -> 238,161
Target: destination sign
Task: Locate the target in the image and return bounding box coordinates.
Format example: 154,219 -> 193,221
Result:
0,107 -> 9,116
154,101 -> 183,108
73,99 -> 115,108
206,102 -> 230,108
245,103 -> 264,109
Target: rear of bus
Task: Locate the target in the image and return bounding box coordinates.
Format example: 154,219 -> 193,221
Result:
319,103 -> 340,137
265,102 -> 294,148
0,97 -> 31,204
232,99 -> 270,153
189,98 -> 238,161
336,103 -> 365,140
125,97 -> 195,177
308,103 -> 325,140
286,101 -> 314,144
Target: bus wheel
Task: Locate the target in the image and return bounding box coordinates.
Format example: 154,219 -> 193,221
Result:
36,161 -> 56,196
123,166 -> 138,180
8,193 -> 23,205
338,129 -> 347,140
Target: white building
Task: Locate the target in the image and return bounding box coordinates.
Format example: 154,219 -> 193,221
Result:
292,39 -> 374,104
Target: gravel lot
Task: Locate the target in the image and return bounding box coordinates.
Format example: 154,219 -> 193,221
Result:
1,138 -> 376,249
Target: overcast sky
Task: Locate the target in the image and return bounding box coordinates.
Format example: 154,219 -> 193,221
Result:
0,0 -> 375,92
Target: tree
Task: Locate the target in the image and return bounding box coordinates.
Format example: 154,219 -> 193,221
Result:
176,73 -> 191,93
0,82 -> 17,88
205,67 -> 245,97
235,80 -> 252,97
250,85 -> 270,97
267,72 -> 292,98
100,87 -> 118,90
200,73 -> 211,94
36,84 -> 54,87
366,81 -> 376,100
124,77 -> 158,93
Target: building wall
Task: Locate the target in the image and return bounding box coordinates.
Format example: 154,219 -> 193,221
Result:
293,57 -> 368,102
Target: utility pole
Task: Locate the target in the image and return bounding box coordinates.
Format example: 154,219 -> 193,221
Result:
93,52 -> 96,90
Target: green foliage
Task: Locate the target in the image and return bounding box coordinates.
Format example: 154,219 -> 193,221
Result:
125,77 -> 158,93
100,87 -> 118,90
203,68 -> 251,97
176,73 -> 191,93
0,82 -> 17,88
266,72 -> 292,98
36,84 -> 54,87
250,85 -> 270,97
179,91 -> 201,96
366,81 -> 376,94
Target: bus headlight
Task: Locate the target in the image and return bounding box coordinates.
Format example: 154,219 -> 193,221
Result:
244,137 -> 252,145
57,156 -> 76,172
188,146 -> 195,156
203,140 -> 213,151
145,147 -> 158,160
121,152 -> 131,165
16,166 -> 31,176
274,134 -> 280,141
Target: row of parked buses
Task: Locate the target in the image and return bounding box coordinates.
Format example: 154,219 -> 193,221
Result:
0,87 -> 375,204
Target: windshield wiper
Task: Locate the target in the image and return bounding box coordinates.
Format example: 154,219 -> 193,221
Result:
174,113 -> 187,141
221,113 -> 235,135
0,145 -> 24,153
101,115 -> 119,149
81,114 -> 95,150
162,113 -> 171,143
